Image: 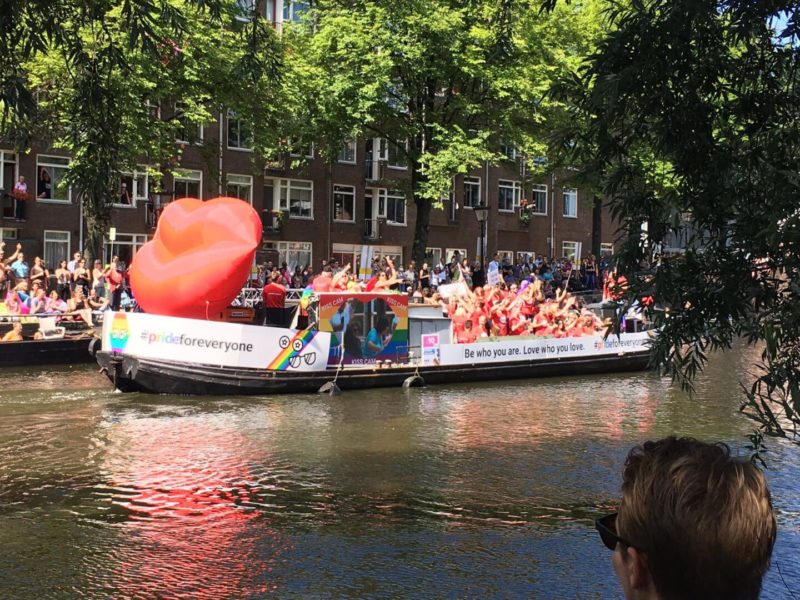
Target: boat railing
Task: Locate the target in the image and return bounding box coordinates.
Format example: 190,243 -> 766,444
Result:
235,287 -> 305,308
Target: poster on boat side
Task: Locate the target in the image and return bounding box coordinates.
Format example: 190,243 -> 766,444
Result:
101,311 -> 331,371
422,334 -> 441,366
317,293 -> 409,366
438,331 -> 653,366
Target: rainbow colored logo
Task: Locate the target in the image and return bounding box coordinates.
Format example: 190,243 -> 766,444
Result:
109,313 -> 131,353
267,330 -> 317,370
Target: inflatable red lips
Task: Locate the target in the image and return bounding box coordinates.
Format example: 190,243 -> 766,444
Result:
129,197 -> 262,319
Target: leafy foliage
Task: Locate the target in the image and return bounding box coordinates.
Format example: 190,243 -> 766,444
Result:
559,0 -> 800,444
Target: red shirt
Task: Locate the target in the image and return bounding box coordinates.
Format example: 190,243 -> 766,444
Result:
262,282 -> 286,308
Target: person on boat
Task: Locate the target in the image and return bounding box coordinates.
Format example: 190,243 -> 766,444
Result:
1,322 -> 23,342
46,290 -> 67,313
10,251 -> 29,283
72,258 -> 91,297
66,289 -> 93,324
262,271 -> 287,326
91,259 -> 106,298
363,316 -> 392,358
29,288 -> 49,314
2,294 -> 22,315
104,257 -> 124,311
29,256 -> 49,289
312,266 -> 333,293
599,437 -> 775,600
343,319 -> 363,359
87,288 -> 109,312
54,260 -> 71,301
455,318 -> 478,344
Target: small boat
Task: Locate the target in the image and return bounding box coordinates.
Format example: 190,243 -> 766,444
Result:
0,315 -> 96,367
95,292 -> 653,396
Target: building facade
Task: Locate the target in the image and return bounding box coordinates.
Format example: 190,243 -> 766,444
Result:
0,125 -> 615,274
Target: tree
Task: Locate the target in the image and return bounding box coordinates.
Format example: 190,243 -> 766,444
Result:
2,0 -> 281,259
560,0 -> 800,445
284,0 -> 606,264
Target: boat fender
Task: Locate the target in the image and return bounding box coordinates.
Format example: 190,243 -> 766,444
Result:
318,381 -> 342,396
402,375 -> 425,388
88,337 -> 101,358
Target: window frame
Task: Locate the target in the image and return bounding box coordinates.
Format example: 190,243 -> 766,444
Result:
531,183 -> 548,215
386,139 -> 408,170
115,169 -> 149,209
0,150 -> 17,192
337,139 -> 357,164
227,109 -> 253,151
562,240 -> 581,260
173,168 -> 203,200
446,248 -> 467,263
0,227 -> 18,241
498,179 -> 521,213
226,173 -> 253,204
277,178 -> 314,219
563,188 -> 578,218
333,184 -> 356,223
263,240 -> 313,272
43,230 -> 70,270
600,243 -> 614,256
463,176 -> 481,209
35,154 -> 71,204
425,247 -> 442,267
385,189 -> 406,226
174,102 -> 204,144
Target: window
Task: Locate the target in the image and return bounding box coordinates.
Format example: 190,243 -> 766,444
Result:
600,243 -> 614,256
498,250 -> 514,264
175,102 -> 203,143
387,140 -> 408,169
333,184 -> 355,222
278,178 -> 313,218
43,230 -> 70,270
500,142 -> 517,161
516,252 -> 534,264
116,170 -> 148,208
235,0 -> 256,20
338,139 -> 357,164
562,241 -> 581,260
264,241 -> 312,271
0,150 -> 16,193
288,139 -> 314,159
446,248 -> 467,263
463,176 -> 481,208
283,0 -> 309,23
174,169 -> 202,199
226,174 -> 253,203
227,110 -> 252,150
104,233 -> 149,268
531,184 -> 547,215
563,188 -> 578,218
262,0 -> 276,22
498,180 -> 521,212
386,190 -> 406,225
425,247 -> 442,266
36,155 -> 70,203
0,228 -> 18,241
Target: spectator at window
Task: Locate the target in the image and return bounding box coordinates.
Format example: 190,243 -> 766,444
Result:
119,182 -> 132,205
37,168 -> 52,199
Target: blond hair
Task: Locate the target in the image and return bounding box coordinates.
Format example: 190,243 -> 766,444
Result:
618,437 -> 776,600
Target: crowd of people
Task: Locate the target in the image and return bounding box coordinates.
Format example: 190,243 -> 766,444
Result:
258,250 -> 612,342
0,242 -> 129,339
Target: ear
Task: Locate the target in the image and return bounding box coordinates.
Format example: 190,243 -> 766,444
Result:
625,546 -> 654,592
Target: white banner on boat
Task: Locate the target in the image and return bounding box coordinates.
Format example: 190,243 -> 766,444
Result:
101,311 -> 331,371
438,331 -> 652,366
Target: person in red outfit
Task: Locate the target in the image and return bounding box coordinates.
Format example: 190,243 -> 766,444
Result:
262,271 -> 287,326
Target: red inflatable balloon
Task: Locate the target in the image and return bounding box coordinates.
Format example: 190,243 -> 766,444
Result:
129,197 -> 262,320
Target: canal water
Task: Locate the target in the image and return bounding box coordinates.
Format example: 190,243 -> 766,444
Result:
0,345 -> 797,599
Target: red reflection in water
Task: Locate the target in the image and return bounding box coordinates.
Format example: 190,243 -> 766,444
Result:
102,414 -> 287,598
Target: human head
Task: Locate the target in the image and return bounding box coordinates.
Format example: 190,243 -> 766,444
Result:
18,175 -> 25,183
17,252 -> 24,262
606,437 -> 776,600
74,252 -> 81,261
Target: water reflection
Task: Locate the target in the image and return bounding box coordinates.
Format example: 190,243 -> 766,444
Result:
0,343 -> 797,598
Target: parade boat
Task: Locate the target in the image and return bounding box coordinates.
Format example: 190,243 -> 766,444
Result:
0,315 -> 96,367
95,292 -> 653,395
93,196 -> 652,395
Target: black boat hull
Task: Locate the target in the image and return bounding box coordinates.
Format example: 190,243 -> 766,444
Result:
1,337 -> 96,367
96,349 -> 652,396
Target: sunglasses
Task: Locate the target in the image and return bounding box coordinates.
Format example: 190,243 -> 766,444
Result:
595,512 -> 636,551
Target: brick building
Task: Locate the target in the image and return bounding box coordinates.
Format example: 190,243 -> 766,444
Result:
0,127 -> 615,274
0,1 -> 616,273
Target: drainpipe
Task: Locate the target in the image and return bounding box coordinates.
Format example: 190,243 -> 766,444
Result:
78,199 -> 83,254
550,171 -> 555,260
218,109 -> 224,195
484,160 -> 490,256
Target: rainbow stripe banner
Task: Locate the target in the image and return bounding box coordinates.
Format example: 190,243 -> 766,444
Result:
266,329 -> 321,371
